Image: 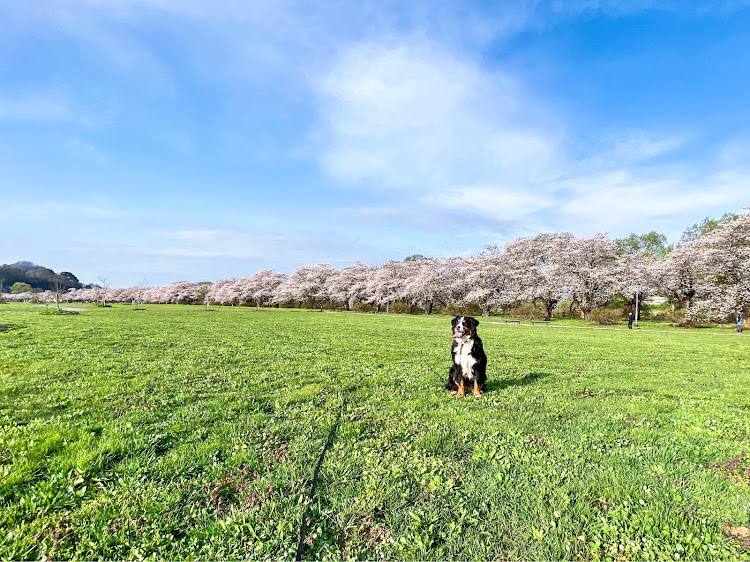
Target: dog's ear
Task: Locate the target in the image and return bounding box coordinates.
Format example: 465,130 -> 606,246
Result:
467,317 -> 479,330
451,316 -> 460,329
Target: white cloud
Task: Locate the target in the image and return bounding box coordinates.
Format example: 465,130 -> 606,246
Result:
159,229 -> 292,259
554,168 -> 750,237
311,37 -> 746,238
313,39 -> 562,190
0,202 -> 121,220
428,185 -> 555,221
169,229 -> 227,242
715,139 -> 750,167
0,93 -> 72,122
569,130 -> 688,177
343,207 -> 408,218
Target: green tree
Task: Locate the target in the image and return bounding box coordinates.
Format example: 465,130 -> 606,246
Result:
680,212 -> 739,243
11,282 -> 33,294
404,254 -> 428,262
59,271 -> 80,288
615,231 -> 670,258
195,281 -> 212,311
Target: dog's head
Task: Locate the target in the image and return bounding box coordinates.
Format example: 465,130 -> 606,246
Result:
452,315 -> 478,339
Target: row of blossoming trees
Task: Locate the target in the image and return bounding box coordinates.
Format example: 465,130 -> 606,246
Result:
5,212 -> 748,324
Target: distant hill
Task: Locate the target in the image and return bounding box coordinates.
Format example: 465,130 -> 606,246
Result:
0,261 -> 82,293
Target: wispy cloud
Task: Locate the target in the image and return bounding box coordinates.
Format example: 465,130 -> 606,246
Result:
158,229 -> 292,259
0,92 -> 72,122
343,207 -> 408,218
558,168 -> 750,223
571,130 -> 688,174
151,227 -> 396,270
311,35 -> 747,242
0,202 -> 123,220
313,38 -> 561,190
428,186 -> 555,222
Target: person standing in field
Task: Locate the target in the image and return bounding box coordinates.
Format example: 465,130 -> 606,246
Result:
737,315 -> 743,334
628,312 -> 634,329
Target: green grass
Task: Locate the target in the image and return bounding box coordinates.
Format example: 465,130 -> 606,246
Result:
1,303 -> 749,560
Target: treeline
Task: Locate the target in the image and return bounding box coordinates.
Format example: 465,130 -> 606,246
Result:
0,262 -> 82,293
4,211 -> 748,325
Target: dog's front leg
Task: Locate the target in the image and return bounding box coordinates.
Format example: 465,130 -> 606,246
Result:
473,379 -> 483,396
457,377 -> 465,397
446,365 -> 460,392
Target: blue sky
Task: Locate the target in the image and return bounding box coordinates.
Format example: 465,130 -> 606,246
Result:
1,1 -> 749,286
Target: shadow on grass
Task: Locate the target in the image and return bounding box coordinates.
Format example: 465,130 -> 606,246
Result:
485,371 -> 551,393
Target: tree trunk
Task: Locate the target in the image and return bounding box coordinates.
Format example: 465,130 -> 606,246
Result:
544,301 -> 553,321
482,301 -> 491,317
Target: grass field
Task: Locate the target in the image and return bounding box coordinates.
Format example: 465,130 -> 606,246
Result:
1,303 -> 749,560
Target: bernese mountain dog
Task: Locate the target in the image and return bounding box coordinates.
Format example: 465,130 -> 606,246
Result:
445,315 -> 487,396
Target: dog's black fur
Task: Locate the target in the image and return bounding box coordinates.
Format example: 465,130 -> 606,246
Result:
445,315 -> 487,396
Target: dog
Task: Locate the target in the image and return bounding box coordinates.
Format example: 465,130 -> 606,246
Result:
445,315 -> 487,396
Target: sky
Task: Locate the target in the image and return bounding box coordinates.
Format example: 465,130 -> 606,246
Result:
1,1 -> 749,287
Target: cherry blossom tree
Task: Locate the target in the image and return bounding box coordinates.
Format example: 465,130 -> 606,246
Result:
206,278 -> 239,306
458,246 -> 514,316
244,269 -> 288,308
504,235 -> 570,320
555,233 -> 619,320
42,214 -> 750,321
616,252 -> 661,317
160,281 -> 200,304
142,285 -> 165,304
366,260 -> 408,313
686,212 -> 750,325
401,257 -> 461,314
275,264 -> 337,308
658,239 -> 702,310
327,262 -> 373,310
442,258 -> 469,310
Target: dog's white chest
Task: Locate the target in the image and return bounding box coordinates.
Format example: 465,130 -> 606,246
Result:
453,338 -> 477,379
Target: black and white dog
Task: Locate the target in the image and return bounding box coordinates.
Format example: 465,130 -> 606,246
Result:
445,316 -> 487,396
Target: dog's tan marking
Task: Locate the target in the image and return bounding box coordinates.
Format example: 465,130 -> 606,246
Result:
457,378 -> 465,397
473,380 -> 483,396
